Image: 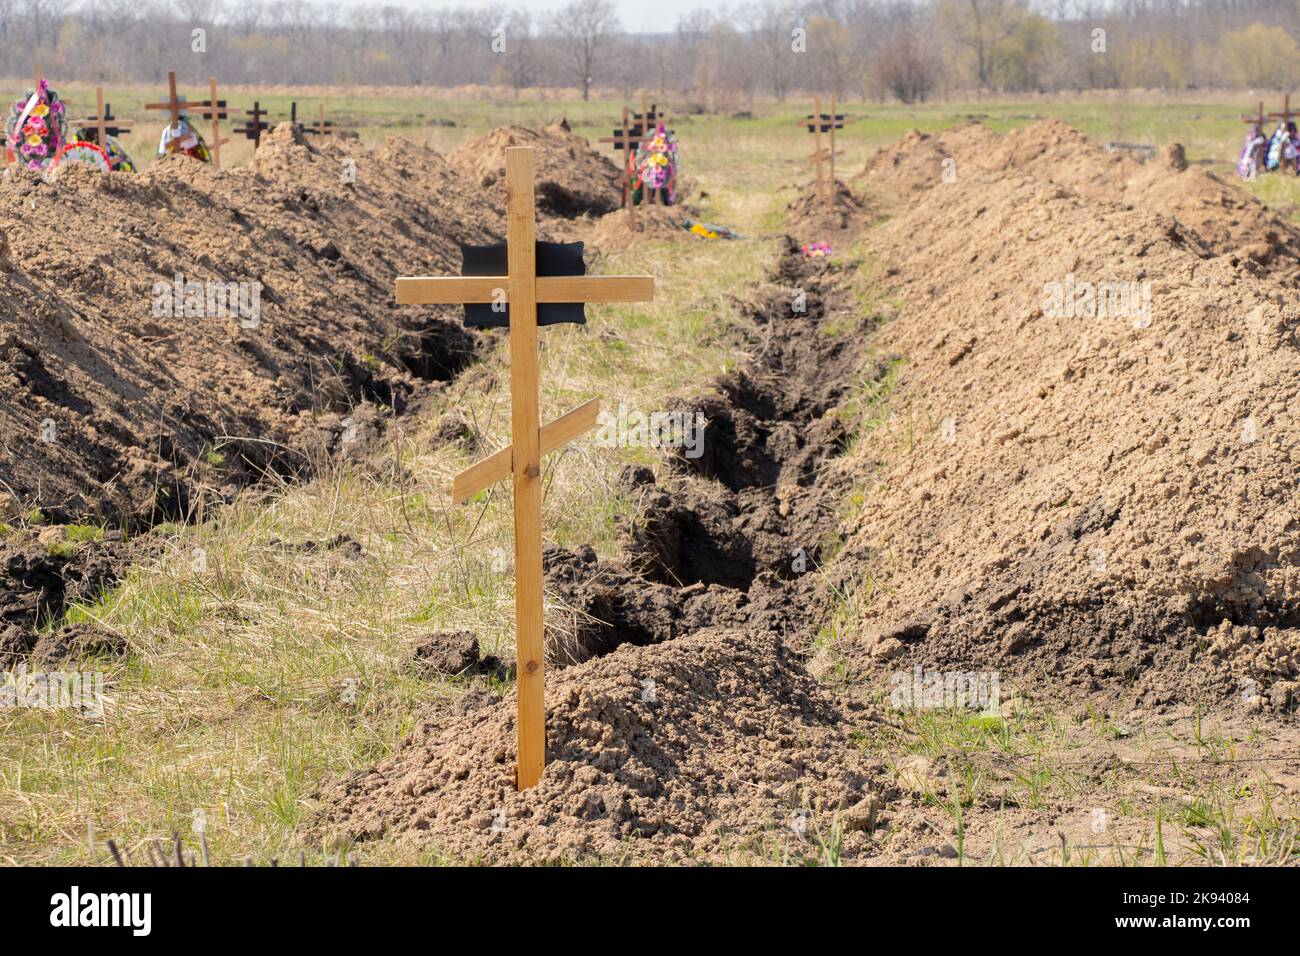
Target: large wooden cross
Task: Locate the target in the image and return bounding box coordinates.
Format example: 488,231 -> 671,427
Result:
599,106 -> 646,228
395,147 -> 654,790
797,94 -> 844,209
1243,100 -> 1266,128
82,88 -> 133,153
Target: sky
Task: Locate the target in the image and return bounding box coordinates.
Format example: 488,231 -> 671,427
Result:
373,0 -> 711,35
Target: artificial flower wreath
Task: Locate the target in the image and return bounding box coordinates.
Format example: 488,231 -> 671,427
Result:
4,80 -> 67,171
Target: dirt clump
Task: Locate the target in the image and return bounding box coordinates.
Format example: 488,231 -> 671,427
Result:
312,628 -> 887,863
451,122 -> 622,219
0,529 -> 135,665
410,631 -> 482,678
785,180 -> 872,244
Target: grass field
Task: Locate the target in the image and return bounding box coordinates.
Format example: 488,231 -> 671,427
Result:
2,87 -> 1297,865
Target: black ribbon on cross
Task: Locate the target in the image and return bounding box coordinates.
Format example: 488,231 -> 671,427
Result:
459,240 -> 588,328
804,113 -> 845,133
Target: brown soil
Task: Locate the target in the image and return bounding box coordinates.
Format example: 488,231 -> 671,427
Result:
449,121 -> 623,219
857,118 -> 1300,280
0,528 -> 135,665
0,122 -> 638,655
849,119 -> 1300,713
785,180 -> 873,245
1,123 -> 499,530
311,241 -> 896,862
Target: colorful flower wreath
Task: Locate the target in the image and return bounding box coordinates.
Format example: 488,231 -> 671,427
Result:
70,126 -> 137,173
802,242 -> 833,258
632,123 -> 679,205
4,81 -> 67,171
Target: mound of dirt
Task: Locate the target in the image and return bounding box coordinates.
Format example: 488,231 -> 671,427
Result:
450,122 -> 622,219
582,201 -> 702,251
785,180 -> 872,244
312,628 -> 885,863
847,120 -> 1300,712
0,529 -> 134,665
857,118 -> 1300,280
0,123 -> 499,528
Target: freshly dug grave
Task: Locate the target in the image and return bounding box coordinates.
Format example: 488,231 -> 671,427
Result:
848,120 -> 1300,712
450,121 -> 623,219
314,628 -> 886,863
0,124 -> 500,528
313,244 -> 895,862
785,180 -> 873,244
857,118 -> 1300,281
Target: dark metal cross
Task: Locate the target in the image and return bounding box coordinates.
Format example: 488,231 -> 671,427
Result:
241,102 -> 270,147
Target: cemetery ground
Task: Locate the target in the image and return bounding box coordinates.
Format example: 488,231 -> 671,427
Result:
1,90 -> 1299,865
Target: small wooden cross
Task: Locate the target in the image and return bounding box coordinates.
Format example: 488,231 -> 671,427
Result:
196,78 -> 232,169
797,94 -> 845,208
598,106 -> 646,228
1243,101 -> 1266,128
241,101 -> 270,147
81,88 -> 133,154
302,104 -> 335,138
394,147 -> 655,790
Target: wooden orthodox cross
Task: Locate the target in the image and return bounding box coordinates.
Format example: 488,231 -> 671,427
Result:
394,147 -> 655,790
599,106 -> 646,228
797,94 -> 844,208
81,88 -> 133,153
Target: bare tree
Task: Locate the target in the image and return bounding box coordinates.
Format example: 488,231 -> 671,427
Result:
548,0 -> 619,101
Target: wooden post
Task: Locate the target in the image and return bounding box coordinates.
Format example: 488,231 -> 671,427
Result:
796,96 -> 844,210
505,148 -> 546,790
393,146 -> 655,790
94,88 -> 108,151
598,106 -> 645,229
206,77 -> 231,169
828,93 -> 837,207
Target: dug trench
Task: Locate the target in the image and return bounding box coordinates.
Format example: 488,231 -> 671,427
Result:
310,238 -> 901,863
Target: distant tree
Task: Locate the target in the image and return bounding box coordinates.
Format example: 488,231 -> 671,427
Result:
873,30 -> 941,103
937,0 -> 1026,90
548,0 -> 619,101
1220,22 -> 1300,89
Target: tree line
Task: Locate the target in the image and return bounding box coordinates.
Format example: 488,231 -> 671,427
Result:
2,0 -> 1299,103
